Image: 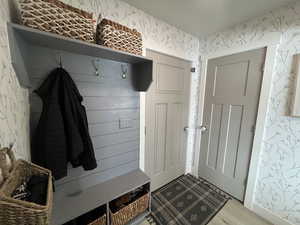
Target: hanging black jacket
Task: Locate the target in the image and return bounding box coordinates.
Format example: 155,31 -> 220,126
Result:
32,68 -> 97,180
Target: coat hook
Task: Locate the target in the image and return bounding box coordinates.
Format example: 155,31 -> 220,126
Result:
121,64 -> 128,79
59,55 -> 63,68
56,52 -> 63,68
92,58 -> 103,78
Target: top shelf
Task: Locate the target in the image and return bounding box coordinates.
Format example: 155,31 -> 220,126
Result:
8,23 -> 152,64
7,23 -> 153,90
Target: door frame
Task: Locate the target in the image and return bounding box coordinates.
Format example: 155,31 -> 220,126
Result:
193,34 -> 281,210
143,48 -> 193,182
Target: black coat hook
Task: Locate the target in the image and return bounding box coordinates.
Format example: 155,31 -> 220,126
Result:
59,54 -> 63,68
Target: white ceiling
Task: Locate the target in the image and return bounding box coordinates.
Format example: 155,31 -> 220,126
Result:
121,0 -> 297,37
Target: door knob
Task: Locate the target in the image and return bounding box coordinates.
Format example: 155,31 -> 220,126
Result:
197,125 -> 208,132
184,126 -> 208,132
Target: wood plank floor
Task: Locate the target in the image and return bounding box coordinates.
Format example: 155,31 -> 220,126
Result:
208,200 -> 272,225
141,199 -> 272,225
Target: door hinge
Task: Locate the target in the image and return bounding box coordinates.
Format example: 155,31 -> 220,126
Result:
144,126 -> 147,135
251,125 -> 256,133
261,64 -> 265,73
191,67 -> 196,73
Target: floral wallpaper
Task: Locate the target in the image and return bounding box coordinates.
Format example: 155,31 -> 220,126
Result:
199,2 -> 300,224
0,0 -> 30,160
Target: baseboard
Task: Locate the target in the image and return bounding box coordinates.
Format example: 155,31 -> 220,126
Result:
253,203 -> 294,225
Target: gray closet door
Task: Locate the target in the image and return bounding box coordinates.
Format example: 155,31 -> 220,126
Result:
199,48 -> 266,201
145,50 -> 191,191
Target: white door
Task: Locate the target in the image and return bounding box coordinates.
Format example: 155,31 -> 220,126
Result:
145,50 -> 191,191
199,48 -> 266,201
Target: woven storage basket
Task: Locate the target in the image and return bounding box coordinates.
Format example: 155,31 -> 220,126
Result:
110,193 -> 149,225
0,158 -> 53,225
88,214 -> 106,225
19,0 -> 94,42
96,18 -> 143,55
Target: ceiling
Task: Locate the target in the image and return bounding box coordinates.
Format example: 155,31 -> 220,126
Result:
121,0 -> 297,37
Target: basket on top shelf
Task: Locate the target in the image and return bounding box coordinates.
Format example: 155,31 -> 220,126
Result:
96,18 -> 143,56
0,147 -> 53,225
19,0 -> 95,43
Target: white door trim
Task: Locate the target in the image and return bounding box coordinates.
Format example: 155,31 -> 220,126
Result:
193,34 -> 281,210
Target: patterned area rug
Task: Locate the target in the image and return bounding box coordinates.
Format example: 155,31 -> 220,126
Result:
149,174 -> 230,225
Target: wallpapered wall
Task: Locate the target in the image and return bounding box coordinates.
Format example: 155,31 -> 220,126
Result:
199,2 -> 300,224
0,0 -> 30,160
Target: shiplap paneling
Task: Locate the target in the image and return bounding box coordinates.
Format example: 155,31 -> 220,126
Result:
28,44 -> 140,193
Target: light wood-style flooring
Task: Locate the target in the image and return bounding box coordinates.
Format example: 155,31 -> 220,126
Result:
141,200 -> 272,225
208,200 -> 272,225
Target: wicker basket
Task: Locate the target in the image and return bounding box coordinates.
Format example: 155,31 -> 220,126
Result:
19,0 -> 95,43
0,158 -> 53,225
110,193 -> 149,225
88,214 -> 106,225
96,18 -> 143,55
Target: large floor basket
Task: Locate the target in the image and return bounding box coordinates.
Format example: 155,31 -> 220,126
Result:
0,159 -> 53,225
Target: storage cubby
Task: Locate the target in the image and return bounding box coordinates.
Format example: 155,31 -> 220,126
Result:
63,204 -> 107,225
109,183 -> 150,225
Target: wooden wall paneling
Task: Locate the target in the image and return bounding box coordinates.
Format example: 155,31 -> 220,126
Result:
28,44 -> 141,194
